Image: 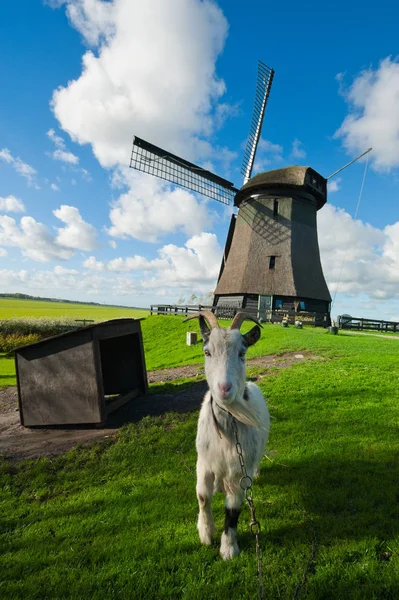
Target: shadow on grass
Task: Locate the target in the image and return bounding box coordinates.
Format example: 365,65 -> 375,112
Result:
19,380 -> 208,434
256,452 -> 399,545
107,380 -> 207,428
2,448 -> 398,599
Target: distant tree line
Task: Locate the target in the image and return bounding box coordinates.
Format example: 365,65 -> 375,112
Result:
0,293 -> 103,306
0,293 -> 141,310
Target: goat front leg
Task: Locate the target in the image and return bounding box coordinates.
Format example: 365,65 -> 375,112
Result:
220,486 -> 245,559
196,465 -> 215,545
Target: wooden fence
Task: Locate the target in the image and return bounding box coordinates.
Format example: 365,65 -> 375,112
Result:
337,315 -> 399,332
150,304 -> 329,326
150,304 -> 239,319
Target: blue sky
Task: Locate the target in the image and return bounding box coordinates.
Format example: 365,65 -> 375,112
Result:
0,0 -> 398,320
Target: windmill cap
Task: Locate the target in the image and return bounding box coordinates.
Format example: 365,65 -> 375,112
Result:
234,166 -> 327,210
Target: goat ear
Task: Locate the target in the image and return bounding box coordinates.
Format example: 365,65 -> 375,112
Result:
199,315 -> 211,342
243,324 -> 261,347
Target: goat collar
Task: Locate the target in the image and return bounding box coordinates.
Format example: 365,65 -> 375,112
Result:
210,385 -> 249,439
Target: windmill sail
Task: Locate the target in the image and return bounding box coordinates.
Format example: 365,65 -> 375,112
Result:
130,136 -> 238,205
241,61 -> 274,184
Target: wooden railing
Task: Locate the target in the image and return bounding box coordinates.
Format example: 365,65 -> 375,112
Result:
150,304 -> 239,319
338,315 -> 399,332
150,305 -> 330,326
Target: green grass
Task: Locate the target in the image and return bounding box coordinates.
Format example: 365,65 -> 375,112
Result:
0,297 -> 149,320
1,318 -> 399,598
0,353 -> 16,386
0,315 -> 364,385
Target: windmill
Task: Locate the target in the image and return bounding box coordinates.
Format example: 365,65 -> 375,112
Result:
129,61 -> 332,324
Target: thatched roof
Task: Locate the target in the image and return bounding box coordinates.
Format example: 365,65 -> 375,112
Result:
235,166 -> 327,210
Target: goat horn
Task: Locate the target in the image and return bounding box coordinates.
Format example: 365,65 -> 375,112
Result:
183,311 -> 220,329
230,312 -> 262,330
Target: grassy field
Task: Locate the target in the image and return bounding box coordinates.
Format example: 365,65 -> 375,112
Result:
0,297 -> 149,320
1,316 -> 399,598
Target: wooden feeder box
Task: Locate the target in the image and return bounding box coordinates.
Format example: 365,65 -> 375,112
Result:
186,331 -> 198,346
15,318 -> 148,427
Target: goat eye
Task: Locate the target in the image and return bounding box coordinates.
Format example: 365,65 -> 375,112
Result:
204,349 -> 211,357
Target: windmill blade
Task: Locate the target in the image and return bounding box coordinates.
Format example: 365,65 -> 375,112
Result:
130,136 -> 239,205
241,61 -> 274,184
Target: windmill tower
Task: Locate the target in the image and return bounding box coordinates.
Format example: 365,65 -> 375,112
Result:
129,61 -> 331,324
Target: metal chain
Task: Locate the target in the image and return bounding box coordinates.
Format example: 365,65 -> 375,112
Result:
230,415 -> 264,600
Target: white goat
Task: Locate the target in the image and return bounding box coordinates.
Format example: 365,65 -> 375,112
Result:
184,311 -> 270,560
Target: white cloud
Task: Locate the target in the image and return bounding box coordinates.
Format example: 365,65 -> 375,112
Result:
327,177 -> 342,193
253,138 -> 283,174
50,183 -> 60,191
107,169 -> 213,243
83,256 -> 105,271
63,0 -> 115,46
214,102 -> 241,129
54,265 -> 78,275
0,205 -> 98,262
258,139 -> 283,155
0,230 -> 222,302
0,148 -> 38,187
107,255 -> 162,272
0,215 -> 74,262
47,128 -> 65,148
85,231 -> 222,294
0,248 -> 8,257
51,0 -> 228,168
140,232 -> 222,293
53,149 -> 79,164
0,267 -> 105,298
47,128 -> 80,164
80,168 -> 91,181
109,239 -> 117,249
53,205 -> 99,251
291,138 -> 306,160
334,57 -> 399,172
0,195 -> 25,213
318,204 -> 399,300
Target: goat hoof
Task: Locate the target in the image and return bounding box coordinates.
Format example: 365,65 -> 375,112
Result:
198,522 -> 215,545
220,532 -> 240,559
199,533 -> 213,546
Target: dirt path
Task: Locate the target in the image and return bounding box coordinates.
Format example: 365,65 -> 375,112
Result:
0,351 -> 318,462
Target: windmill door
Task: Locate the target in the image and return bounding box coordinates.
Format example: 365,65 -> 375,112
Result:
258,295 -> 272,321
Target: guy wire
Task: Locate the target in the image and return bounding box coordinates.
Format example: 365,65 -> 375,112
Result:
331,151 -> 370,308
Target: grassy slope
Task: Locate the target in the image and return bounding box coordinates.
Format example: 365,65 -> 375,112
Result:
1,317 -> 399,598
0,314 -> 364,385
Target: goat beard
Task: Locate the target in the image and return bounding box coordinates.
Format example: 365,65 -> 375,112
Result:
224,398 -> 266,431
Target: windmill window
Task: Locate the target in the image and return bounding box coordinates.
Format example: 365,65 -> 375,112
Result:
275,298 -> 282,309
273,199 -> 279,216
269,256 -> 276,269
